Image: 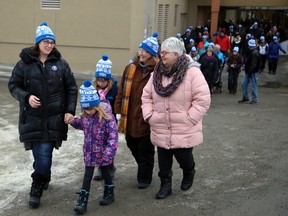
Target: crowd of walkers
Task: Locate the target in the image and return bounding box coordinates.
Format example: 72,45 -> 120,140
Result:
8,22 -> 211,215
178,19 -> 287,54
175,19 -> 286,103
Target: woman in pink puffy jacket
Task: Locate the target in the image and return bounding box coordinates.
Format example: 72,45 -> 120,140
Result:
141,37 -> 211,199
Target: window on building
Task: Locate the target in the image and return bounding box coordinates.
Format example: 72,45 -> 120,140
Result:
164,4 -> 170,40
157,4 -> 170,42
174,4 -> 179,27
157,4 -> 164,42
41,0 -> 60,9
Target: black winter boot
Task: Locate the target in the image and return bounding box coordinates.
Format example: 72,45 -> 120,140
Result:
181,169 -> 196,191
74,189 -> 89,214
99,184 -> 115,206
28,172 -> 46,208
43,180 -> 50,190
32,163 -> 50,190
156,171 -> 172,199
43,176 -> 51,190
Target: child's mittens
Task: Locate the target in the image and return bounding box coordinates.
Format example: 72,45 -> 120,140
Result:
116,114 -> 121,121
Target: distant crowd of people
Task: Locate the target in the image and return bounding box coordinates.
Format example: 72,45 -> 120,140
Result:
173,19 -> 286,103
176,20 -> 286,59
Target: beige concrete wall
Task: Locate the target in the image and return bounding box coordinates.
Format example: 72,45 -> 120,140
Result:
0,0 -> 35,43
55,0 -> 133,75
187,3 -> 198,27
0,0 -> 148,76
0,0 -> 287,76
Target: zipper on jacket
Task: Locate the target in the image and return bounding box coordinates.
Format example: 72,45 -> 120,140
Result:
39,61 -> 49,139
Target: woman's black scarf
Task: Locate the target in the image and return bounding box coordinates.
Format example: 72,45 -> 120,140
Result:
153,54 -> 188,97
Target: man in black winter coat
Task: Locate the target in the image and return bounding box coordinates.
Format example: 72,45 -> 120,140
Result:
238,39 -> 260,104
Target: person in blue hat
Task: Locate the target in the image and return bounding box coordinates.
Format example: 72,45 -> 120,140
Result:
198,45 -> 219,94
267,36 -> 286,74
228,25 -> 235,45
249,22 -> 262,40
203,26 -> 212,42
176,32 -> 183,42
232,32 -> 243,54
197,35 -> 209,56
69,80 -> 118,214
258,36 -> 268,73
227,46 -> 244,94
238,39 -> 261,104
114,33 -> 159,189
181,28 -> 192,54
8,22 -> 78,208
190,46 -> 200,61
94,54 -> 118,124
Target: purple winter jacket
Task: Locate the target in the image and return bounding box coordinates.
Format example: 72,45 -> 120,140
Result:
71,102 -> 118,167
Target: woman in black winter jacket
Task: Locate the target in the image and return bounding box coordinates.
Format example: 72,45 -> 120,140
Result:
198,48 -> 219,94
8,22 -> 78,208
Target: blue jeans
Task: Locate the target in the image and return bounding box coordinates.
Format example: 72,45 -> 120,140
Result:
32,141 -> 54,177
241,73 -> 258,102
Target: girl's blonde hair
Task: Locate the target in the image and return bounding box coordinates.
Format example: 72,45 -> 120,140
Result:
94,78 -> 113,91
82,105 -> 111,122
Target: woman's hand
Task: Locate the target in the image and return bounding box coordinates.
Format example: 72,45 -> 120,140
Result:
29,95 -> 41,108
64,113 -> 74,124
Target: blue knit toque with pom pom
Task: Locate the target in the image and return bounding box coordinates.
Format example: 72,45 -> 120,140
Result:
79,80 -> 100,109
95,54 -> 112,79
248,39 -> 256,47
35,22 -> 56,44
139,32 -> 159,56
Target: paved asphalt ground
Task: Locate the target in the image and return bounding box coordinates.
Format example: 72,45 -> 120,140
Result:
0,56 -> 287,216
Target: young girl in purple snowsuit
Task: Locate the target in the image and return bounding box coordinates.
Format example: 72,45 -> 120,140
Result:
70,80 -> 118,214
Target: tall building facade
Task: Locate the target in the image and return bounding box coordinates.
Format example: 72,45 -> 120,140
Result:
0,0 -> 287,75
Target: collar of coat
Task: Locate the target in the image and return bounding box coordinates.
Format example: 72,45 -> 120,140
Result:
20,46 -> 61,64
